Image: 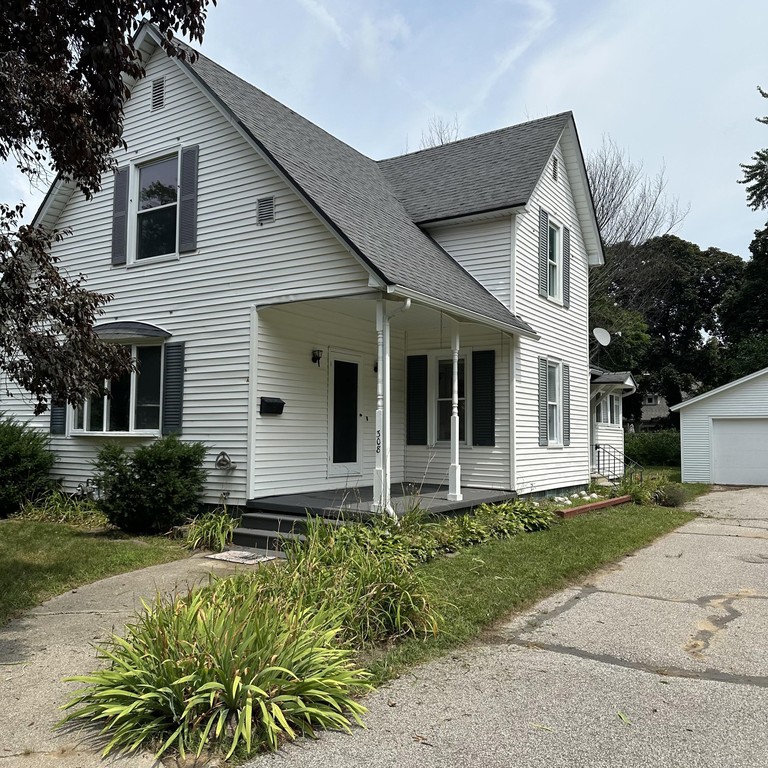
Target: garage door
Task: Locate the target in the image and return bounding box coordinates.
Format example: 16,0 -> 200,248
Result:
712,418 -> 768,485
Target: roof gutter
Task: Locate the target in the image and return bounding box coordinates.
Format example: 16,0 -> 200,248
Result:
386,284 -> 539,340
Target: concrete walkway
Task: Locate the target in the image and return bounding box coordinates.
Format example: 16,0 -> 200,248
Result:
244,487 -> 768,768
3,488 -> 768,767
0,554 -> 243,768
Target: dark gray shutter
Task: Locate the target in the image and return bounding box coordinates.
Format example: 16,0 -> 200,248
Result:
111,166 -> 129,266
178,146 -> 199,253
406,355 -> 428,445
50,403 -> 66,435
162,342 -> 185,435
538,208 -> 549,297
538,357 -> 548,446
563,226 -> 571,309
472,350 -> 495,446
562,363 -> 571,446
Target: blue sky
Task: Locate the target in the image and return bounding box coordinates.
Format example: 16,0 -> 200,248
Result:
3,0 -> 767,257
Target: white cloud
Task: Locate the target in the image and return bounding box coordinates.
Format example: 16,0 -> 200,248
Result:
296,0 -> 348,48
355,12 -> 411,76
459,0 -> 555,124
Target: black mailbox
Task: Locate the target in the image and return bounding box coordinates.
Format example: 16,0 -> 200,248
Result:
260,397 -> 285,415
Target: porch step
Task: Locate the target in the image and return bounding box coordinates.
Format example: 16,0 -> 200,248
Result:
244,497 -> 375,522
239,510 -> 348,535
231,526 -> 306,553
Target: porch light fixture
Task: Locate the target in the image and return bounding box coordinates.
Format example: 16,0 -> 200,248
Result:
311,349 -> 323,366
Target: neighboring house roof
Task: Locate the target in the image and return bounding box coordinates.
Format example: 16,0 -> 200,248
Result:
670,367 -> 768,411
590,367 -> 637,392
378,113 -> 571,224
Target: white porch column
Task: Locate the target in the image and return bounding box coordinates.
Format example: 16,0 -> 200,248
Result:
372,299 -> 393,515
448,326 -> 463,501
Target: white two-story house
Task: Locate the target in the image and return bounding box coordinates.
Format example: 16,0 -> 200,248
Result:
4,23 -> 612,517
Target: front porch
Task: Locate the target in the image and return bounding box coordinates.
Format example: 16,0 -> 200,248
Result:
246,483 -> 516,517
233,484 -> 517,550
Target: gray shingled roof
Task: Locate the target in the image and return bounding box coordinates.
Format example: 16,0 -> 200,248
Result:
182,50 -> 537,336
591,368 -> 636,387
378,113 -> 571,224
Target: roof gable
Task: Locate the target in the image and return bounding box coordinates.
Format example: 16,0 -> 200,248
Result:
378,113 -> 571,224
671,367 -> 768,411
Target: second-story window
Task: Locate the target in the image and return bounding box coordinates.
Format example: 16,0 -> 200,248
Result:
137,155 -> 178,260
547,221 -> 561,300
538,208 -> 570,307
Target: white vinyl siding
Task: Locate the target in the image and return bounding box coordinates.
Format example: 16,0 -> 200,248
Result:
592,390 -> 626,466
253,302 -> 405,496
677,372 -> 768,483
1,47 -> 371,506
428,218 -> 512,308
405,326 -> 511,490
513,141 -> 591,493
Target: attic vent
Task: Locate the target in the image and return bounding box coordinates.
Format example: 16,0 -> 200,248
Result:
257,196 -> 275,225
552,157 -> 559,182
151,77 -> 166,111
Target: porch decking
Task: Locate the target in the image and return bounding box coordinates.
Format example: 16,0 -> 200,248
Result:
233,484 -> 517,551
245,483 -> 516,517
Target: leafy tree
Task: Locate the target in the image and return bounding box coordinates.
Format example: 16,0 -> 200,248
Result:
586,137 -> 690,399
606,236 -> 743,410
740,86 -> 768,211
1,2 -> 215,414
589,292 -> 650,373
719,225 -> 768,343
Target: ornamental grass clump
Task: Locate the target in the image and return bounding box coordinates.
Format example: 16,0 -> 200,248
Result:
61,584 -> 371,760
14,490 -> 108,529
264,518 -> 440,647
185,506 -> 240,551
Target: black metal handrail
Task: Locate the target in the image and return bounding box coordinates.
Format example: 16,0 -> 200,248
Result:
594,443 -> 643,482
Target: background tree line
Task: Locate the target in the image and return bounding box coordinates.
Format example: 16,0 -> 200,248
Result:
587,89 -> 768,424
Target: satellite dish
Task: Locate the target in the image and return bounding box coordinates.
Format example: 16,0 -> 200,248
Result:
593,327 -> 611,346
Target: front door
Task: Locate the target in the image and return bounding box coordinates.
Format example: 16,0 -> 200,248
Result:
329,355 -> 362,477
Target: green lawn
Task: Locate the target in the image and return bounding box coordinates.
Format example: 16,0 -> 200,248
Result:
365,504 -> 695,682
0,520 -> 187,625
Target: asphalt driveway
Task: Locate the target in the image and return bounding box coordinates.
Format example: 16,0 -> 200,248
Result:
245,486 -> 768,768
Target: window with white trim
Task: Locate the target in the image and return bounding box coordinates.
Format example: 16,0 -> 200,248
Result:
645,394 -> 659,405
547,220 -> 562,300
135,154 -> 179,261
596,394 -> 622,425
547,361 -> 562,444
74,345 -> 163,433
436,357 -> 466,442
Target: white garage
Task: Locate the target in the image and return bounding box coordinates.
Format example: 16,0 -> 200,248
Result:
671,367 -> 768,485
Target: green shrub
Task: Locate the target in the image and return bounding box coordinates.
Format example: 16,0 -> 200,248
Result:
624,430 -> 681,466
614,471 -> 671,506
93,436 -> 207,534
655,482 -> 689,508
62,587 -> 370,760
0,415 -> 55,516
14,490 -> 108,528
185,507 -> 240,551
